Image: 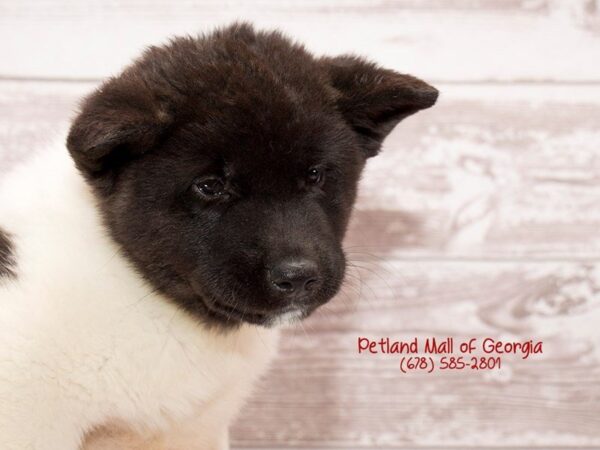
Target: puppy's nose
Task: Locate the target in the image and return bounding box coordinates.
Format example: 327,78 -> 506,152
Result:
269,258 -> 320,295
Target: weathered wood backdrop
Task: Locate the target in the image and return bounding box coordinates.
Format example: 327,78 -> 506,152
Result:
1,0 -> 599,448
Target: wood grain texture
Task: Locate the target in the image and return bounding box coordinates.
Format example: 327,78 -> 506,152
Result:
0,0 -> 599,81
349,85 -> 600,259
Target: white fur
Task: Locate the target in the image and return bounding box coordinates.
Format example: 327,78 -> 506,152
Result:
0,143 -> 280,450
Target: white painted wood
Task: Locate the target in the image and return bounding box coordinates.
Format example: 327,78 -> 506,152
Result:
0,1 -> 599,81
352,83 -> 600,259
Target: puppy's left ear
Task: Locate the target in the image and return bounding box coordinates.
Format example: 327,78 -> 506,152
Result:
321,55 -> 438,157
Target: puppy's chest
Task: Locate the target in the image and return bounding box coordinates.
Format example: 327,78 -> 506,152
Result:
17,258 -> 279,426
74,300 -> 279,421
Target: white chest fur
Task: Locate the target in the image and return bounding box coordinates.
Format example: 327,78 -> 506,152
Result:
0,145 -> 279,449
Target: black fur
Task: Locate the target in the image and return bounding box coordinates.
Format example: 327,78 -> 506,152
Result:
0,227 -> 15,279
66,23 -> 437,328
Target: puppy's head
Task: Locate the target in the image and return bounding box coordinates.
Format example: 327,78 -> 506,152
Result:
67,23 -> 437,328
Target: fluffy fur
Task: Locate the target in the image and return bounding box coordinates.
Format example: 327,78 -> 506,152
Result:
0,23 -> 437,449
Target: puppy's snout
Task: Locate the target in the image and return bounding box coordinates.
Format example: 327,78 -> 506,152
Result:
269,258 -> 320,296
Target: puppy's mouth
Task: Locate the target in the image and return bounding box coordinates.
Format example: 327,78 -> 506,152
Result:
205,299 -> 270,325
204,299 -> 308,327
187,278 -> 328,327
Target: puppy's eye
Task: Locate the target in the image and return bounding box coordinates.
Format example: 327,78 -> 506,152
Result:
192,177 -> 227,199
307,167 -> 325,186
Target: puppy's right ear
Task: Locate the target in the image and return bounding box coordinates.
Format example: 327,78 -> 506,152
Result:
67,76 -> 172,176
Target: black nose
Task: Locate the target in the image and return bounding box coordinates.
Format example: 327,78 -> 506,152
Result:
269,258 -> 320,295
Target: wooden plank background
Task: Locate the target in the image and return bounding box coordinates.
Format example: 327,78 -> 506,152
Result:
1,1 -> 600,448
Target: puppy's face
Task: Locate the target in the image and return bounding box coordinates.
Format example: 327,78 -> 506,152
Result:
67,24 -> 437,328
104,103 -> 358,326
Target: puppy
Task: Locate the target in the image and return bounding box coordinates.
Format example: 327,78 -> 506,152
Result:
0,23 -> 437,449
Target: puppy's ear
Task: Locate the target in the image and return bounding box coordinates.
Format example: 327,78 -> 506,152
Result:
67,76 -> 172,175
321,56 -> 438,157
